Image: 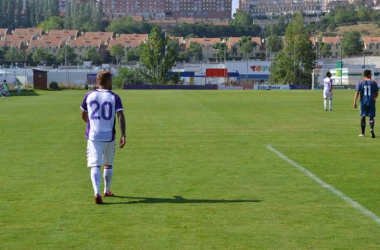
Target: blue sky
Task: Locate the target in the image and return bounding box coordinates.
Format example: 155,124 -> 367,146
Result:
232,0 -> 238,16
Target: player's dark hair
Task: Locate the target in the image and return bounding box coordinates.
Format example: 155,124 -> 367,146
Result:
326,72 -> 331,77
97,71 -> 112,86
364,69 -> 372,78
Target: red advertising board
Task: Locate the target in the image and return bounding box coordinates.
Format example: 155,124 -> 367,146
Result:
206,68 -> 228,77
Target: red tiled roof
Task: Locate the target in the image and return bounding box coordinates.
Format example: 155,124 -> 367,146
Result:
0,28 -> 7,36
13,28 -> 43,37
251,37 -> 261,46
227,37 -> 262,48
84,32 -> 113,42
28,36 -> 63,51
49,30 -> 78,40
119,33 -> 148,40
1,35 -> 29,48
362,36 -> 380,45
109,34 -> 148,48
69,36 -> 102,48
187,37 -> 221,48
322,36 -> 342,44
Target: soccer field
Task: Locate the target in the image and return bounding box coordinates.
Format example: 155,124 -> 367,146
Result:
2,89 -> 380,249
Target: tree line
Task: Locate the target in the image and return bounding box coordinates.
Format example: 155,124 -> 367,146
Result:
0,0 -> 103,32
0,0 -> 59,30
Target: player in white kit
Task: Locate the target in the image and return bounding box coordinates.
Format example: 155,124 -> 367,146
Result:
80,71 -> 126,204
323,72 -> 333,111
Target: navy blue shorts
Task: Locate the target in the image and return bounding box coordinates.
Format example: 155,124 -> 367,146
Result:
360,104 -> 376,117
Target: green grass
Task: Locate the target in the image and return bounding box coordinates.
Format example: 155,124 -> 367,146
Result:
2,89 -> 380,249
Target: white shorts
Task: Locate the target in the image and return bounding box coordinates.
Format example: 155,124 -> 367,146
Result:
87,140 -> 116,167
323,91 -> 332,99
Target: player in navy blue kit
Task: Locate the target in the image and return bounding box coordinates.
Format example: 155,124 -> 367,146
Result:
353,70 -> 379,138
80,71 -> 126,204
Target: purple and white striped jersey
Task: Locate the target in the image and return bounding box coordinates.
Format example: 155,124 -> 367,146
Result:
80,89 -> 123,141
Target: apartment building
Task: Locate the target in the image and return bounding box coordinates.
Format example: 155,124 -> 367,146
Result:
59,0 -> 95,14
240,0 -> 379,16
102,0 -> 231,19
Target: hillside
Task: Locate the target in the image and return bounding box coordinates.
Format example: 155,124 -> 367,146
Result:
318,23 -> 380,37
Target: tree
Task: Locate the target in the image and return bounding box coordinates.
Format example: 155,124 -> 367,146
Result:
37,16 -> 65,31
231,45 -> 238,58
106,16 -> 153,34
44,0 -> 60,20
357,6 -> 371,22
139,26 -> 178,85
334,6 -> 358,25
270,13 -> 316,85
268,51 -> 294,84
168,38 -> 183,61
3,48 -> 28,64
84,47 -> 103,65
342,31 -> 363,56
109,44 -> 125,65
328,22 -> 337,31
187,42 -> 203,62
125,47 -> 140,62
114,67 -> 144,88
231,11 -> 253,26
0,49 -> 4,60
64,1 -> 104,32
266,35 -> 283,59
167,22 -> 261,38
238,36 -> 255,59
31,48 -> 54,65
265,16 -> 288,37
212,42 -> 228,62
5,49 -> 18,63
318,42 -> 332,59
57,45 -> 77,64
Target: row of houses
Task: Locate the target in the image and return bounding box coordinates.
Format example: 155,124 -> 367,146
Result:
0,28 -> 379,63
310,36 -> 380,58
0,28 -> 265,62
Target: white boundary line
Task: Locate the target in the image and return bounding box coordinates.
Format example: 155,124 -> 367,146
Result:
267,145 -> 380,226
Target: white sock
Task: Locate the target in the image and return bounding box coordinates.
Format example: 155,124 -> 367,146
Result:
90,167 -> 101,196
329,100 -> 332,110
324,99 -> 327,110
104,168 -> 113,194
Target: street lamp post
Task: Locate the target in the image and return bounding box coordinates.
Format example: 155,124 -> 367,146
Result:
65,40 -> 68,86
224,46 -> 227,84
214,48 -> 218,63
246,54 -> 249,84
201,62 -> 206,85
340,43 -> 343,85
224,46 -> 226,63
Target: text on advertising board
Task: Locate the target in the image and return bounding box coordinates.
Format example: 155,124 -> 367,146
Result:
250,65 -> 269,72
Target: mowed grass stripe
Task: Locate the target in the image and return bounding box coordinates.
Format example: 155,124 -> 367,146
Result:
1,90 -> 380,249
